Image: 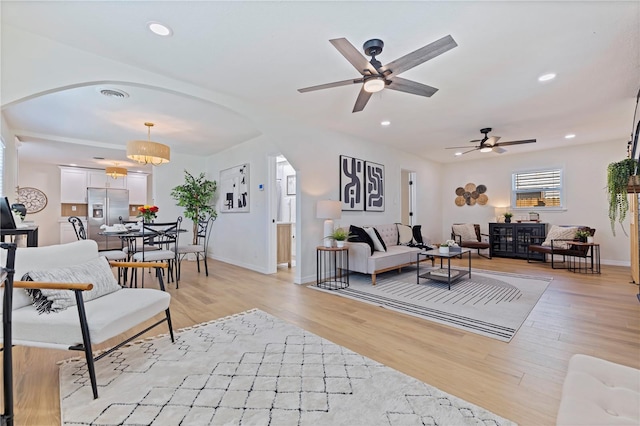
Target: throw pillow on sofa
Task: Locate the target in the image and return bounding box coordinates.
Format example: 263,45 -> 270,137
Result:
364,227 -> 387,252
349,225 -> 375,255
397,224 -> 414,245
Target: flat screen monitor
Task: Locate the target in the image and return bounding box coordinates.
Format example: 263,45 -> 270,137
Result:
1,197 -> 17,230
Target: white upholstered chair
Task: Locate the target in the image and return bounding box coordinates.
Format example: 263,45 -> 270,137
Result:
0,240 -> 174,399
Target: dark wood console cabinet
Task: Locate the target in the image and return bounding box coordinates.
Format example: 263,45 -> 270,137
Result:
489,222 -> 547,260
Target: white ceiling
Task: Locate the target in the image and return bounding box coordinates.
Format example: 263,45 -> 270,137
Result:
2,1 -> 639,168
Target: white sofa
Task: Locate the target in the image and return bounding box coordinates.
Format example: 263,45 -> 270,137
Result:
556,354 -> 640,426
346,224 -> 423,285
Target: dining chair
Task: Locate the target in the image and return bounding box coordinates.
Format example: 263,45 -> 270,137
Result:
173,215 -> 214,281
131,217 -> 182,288
69,216 -> 128,283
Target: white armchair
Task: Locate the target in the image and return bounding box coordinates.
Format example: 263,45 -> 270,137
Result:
0,240 -> 174,399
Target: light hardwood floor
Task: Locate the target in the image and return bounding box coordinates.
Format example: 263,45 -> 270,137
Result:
2,256 -> 639,425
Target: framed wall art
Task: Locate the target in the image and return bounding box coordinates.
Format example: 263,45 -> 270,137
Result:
339,155 -> 364,211
220,163 -> 250,213
365,161 -> 385,211
286,175 -> 296,195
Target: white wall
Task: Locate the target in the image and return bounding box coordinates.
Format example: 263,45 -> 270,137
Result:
441,140 -> 631,265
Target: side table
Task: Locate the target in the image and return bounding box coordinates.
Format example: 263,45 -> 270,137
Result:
316,246 -> 349,290
568,242 -> 601,274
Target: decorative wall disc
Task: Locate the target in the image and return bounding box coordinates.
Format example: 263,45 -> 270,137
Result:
17,187 -> 48,214
454,183 -> 488,207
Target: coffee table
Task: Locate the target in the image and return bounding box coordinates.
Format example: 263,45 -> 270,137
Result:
416,248 -> 472,290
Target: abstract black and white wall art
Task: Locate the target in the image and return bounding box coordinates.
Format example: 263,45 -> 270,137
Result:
365,161 -> 385,211
220,163 -> 250,213
339,155 -> 364,211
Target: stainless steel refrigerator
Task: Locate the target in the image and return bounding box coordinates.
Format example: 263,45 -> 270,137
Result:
87,188 -> 130,250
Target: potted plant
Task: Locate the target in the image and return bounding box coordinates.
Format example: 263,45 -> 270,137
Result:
607,157 -> 638,235
327,228 -> 350,247
170,170 -> 218,244
575,229 -> 590,243
439,239 -> 458,254
504,212 -> 513,223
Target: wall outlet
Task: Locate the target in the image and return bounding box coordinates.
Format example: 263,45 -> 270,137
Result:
132,206 -> 136,212
71,205 -> 77,211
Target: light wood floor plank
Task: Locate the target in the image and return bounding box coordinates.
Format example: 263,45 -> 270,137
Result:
1,255 -> 638,425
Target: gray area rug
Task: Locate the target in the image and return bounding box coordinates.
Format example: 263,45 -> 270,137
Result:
60,309 -> 516,425
310,268 -> 551,342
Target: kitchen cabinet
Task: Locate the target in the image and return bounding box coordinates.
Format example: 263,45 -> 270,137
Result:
88,170 -> 126,189
127,173 -> 148,205
489,222 -> 547,260
60,167 -> 88,203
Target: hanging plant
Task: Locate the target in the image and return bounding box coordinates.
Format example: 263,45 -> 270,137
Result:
170,170 -> 218,244
607,158 -> 637,235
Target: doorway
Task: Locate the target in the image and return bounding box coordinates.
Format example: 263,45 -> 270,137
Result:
275,155 -> 296,270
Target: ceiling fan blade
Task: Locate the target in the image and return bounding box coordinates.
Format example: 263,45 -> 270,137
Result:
446,145 -> 477,149
387,77 -> 438,97
493,147 -> 507,154
353,87 -> 373,113
298,78 -> 362,93
330,38 -> 378,75
461,147 -> 479,155
495,139 -> 536,147
380,34 -> 458,77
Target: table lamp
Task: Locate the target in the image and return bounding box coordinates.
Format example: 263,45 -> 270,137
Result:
317,200 -> 342,247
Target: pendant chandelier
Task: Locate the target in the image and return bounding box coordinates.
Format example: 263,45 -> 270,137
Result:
126,122 -> 170,166
105,163 -> 127,179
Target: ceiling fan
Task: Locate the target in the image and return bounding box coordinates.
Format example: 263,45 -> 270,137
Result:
297,35 -> 458,113
446,128 -> 536,155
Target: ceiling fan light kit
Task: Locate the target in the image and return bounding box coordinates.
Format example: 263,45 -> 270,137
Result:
298,35 -> 458,112
126,122 -> 171,166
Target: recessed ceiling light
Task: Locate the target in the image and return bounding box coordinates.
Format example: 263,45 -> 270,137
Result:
147,21 -> 173,36
381,120 -> 391,126
538,73 -> 556,82
564,133 -> 576,139
454,152 -> 463,156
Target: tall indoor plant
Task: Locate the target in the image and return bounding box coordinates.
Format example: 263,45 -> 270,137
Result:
607,157 -> 638,235
171,170 -> 218,244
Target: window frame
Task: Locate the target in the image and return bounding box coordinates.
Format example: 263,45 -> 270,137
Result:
511,167 -> 564,211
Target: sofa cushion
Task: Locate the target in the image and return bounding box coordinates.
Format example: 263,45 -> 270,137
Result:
556,354 -> 640,426
22,256 -> 121,314
365,227 -> 386,252
349,225 -> 374,255
397,224 -> 414,245
542,225 -> 579,249
366,245 -> 420,273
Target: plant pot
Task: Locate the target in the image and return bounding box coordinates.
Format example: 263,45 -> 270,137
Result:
504,217 -> 511,223
439,246 -> 449,254
336,241 -> 345,248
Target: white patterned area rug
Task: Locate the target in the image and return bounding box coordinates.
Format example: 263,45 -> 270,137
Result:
310,268 -> 551,342
60,309 -> 516,425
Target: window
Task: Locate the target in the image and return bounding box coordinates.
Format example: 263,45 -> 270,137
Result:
512,168 -> 562,209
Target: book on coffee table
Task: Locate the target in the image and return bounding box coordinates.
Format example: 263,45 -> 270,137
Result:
429,268 -> 460,278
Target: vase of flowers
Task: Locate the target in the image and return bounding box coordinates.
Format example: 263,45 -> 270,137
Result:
137,205 -> 159,223
439,239 -> 458,254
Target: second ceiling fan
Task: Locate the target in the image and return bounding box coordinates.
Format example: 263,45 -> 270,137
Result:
447,128 -> 536,155
297,35 -> 458,113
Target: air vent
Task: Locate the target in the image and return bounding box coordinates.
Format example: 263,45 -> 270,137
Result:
99,88 -> 129,99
